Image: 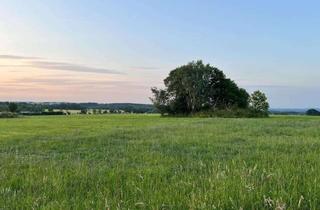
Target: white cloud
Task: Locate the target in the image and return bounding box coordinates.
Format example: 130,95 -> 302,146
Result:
0,54 -> 123,75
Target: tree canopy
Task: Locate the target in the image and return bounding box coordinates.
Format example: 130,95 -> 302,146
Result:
306,109 -> 320,116
151,60 -> 253,115
249,91 -> 269,115
8,102 -> 18,113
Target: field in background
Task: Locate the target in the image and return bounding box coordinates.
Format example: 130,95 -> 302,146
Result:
1,115 -> 320,209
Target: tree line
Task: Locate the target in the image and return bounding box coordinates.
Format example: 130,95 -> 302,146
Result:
0,102 -> 156,114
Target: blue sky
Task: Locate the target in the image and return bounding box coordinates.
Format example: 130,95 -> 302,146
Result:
1,0 -> 320,107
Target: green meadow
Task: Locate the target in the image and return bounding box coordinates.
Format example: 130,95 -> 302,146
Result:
1,115 -> 320,209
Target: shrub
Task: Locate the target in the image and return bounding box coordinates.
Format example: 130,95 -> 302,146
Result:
191,108 -> 269,118
306,109 -> 320,116
41,111 -> 65,115
0,112 -> 18,118
8,102 -> 18,113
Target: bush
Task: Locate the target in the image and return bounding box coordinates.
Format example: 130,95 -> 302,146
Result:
80,109 -> 87,114
41,111 -> 65,115
306,109 -> 320,116
8,102 -> 18,113
0,112 -> 18,118
190,108 -> 269,118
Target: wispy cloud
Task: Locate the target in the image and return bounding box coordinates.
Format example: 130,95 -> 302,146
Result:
3,77 -> 150,89
0,54 -> 40,60
0,54 -> 123,75
29,61 -> 123,74
131,66 -> 160,70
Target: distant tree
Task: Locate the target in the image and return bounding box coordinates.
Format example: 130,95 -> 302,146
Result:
8,102 -> 18,113
306,109 -> 320,116
93,109 -> 97,114
150,60 -> 250,115
80,109 -> 87,114
249,91 -> 269,114
0,102 -> 9,112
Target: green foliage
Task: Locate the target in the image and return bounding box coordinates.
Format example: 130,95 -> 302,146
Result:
1,115 -> 320,208
0,103 -> 9,112
0,112 -> 18,118
192,108 -> 268,118
8,102 -> 18,113
306,109 -> 320,116
9,102 -> 44,112
80,109 -> 87,114
41,111 -> 65,115
249,90 -> 269,115
150,87 -> 170,115
0,102 -> 156,114
151,60 -> 250,115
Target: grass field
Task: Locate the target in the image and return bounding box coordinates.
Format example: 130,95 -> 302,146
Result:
1,115 -> 320,209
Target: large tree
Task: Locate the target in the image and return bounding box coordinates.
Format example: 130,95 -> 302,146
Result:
151,60 -> 250,115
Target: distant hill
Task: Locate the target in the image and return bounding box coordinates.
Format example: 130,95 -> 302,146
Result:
270,108 -> 320,115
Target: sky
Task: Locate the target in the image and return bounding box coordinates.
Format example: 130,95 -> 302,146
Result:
1,0 -> 320,108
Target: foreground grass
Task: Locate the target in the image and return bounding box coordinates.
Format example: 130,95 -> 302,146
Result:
1,115 -> 320,209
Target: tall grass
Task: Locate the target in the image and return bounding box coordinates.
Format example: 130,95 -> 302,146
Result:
0,115 -> 320,209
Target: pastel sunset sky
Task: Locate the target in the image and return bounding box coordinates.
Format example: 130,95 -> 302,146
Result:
1,0 -> 320,107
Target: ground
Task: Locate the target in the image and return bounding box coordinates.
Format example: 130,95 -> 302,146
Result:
1,115 -> 320,209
